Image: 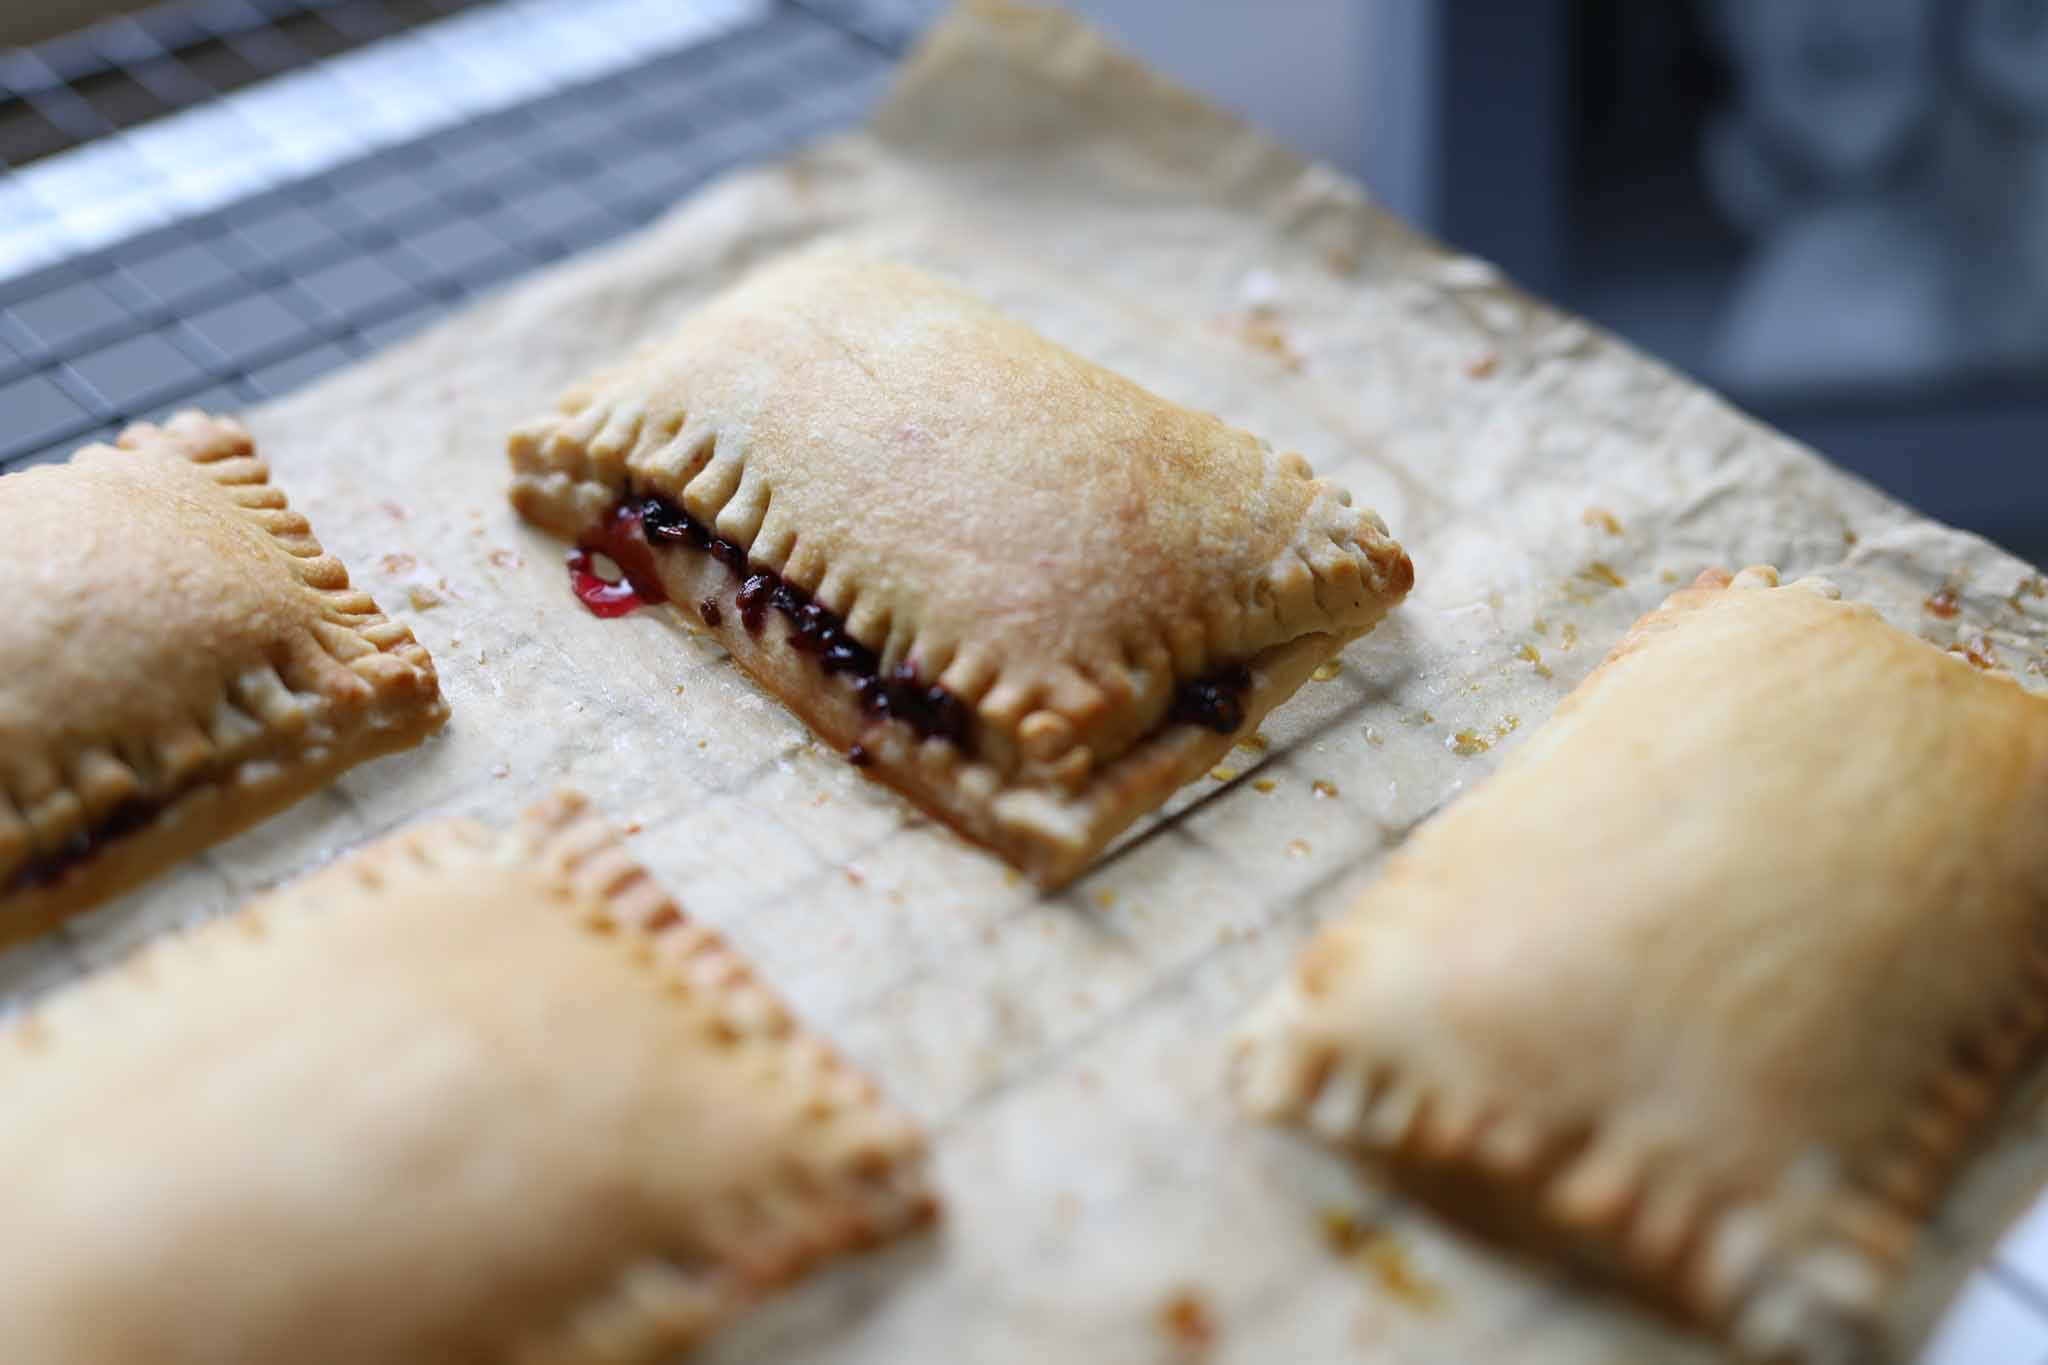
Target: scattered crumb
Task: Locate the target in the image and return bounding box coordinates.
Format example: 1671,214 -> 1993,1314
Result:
1843,528 -> 1859,547
1321,1208 -> 1371,1254
406,585 -> 443,611
1363,1236 -> 1443,1312
844,867 -> 865,887
1561,623 -> 1579,649
1926,586 -> 1962,619
1582,507 -> 1622,536
1312,780 -> 1339,799
1093,889 -> 1116,909
1532,618 -> 1549,636
1580,561 -> 1627,590
696,739 -> 708,749
1403,710 -> 1436,726
1362,725 -> 1384,747
1465,352 -> 1498,379
1157,1289 -> 1218,1350
1320,1210 -> 1443,1312
622,820 -> 643,835
1241,732 -> 1270,752
1285,839 -> 1311,859
1252,778 -> 1277,794
1240,314 -> 1305,370
1659,568 -> 1679,584
1003,869 -> 1023,887
1210,766 -> 1238,782
1312,660 -> 1343,682
1449,729 -> 1490,756
379,552 -> 417,575
2009,576 -> 2047,612
1951,634 -> 2000,671
1517,643 -> 1553,679
673,684 -> 685,694
488,548 -> 524,570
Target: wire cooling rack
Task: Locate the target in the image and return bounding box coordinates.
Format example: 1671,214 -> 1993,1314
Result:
0,0 -> 895,474
0,2 -> 2044,1360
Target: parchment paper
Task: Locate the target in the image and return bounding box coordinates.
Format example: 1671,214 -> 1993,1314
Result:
7,3 -> 2047,1360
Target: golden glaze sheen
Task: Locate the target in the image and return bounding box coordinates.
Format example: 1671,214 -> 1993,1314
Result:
510,250 -> 1411,885
1234,567 -> 2048,1364
0,791 -> 933,1364
0,413 -> 445,941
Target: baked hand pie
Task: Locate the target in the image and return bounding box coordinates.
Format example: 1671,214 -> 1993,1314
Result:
0,790 -> 935,1365
0,412 -> 446,943
508,249 -> 1412,887
1232,567 -> 2048,1364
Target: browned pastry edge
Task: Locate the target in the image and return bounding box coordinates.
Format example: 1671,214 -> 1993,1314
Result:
1231,567 -> 2048,1364
0,412 -> 447,939
506,790 -> 940,1358
527,521 -> 1359,888
1,790 -> 936,1364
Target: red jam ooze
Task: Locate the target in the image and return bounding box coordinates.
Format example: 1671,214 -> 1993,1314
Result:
568,495 -> 1256,756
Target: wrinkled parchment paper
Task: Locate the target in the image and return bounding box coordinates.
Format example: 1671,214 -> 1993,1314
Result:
7,3 -> 2047,1360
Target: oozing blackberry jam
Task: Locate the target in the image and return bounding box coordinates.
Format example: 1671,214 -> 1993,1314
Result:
576,495 -> 975,752
568,494 -> 1256,757
4,796 -> 162,897
1167,662 -> 1253,734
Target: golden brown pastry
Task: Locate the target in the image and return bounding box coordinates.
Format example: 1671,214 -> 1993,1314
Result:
0,790 -> 935,1365
1232,567 -> 2048,1364
0,412 -> 446,943
508,248 -> 1412,887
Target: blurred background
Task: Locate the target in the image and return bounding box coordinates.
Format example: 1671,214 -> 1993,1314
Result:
960,0 -> 2048,566
1,0 -> 2042,566
0,3 -> 2042,1362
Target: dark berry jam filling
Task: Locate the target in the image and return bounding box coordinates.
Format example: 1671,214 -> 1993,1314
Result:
573,496 -> 975,751
567,494 -> 1256,759
4,796 -> 162,898
1167,662 -> 1253,734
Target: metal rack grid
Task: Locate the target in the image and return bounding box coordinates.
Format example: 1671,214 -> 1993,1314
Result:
0,2 -> 2043,1361
0,0 -> 483,169
0,0 -> 894,474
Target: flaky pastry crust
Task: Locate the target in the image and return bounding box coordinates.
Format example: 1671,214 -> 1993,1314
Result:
509,249 -> 1411,885
1232,567 -> 2048,1364
0,412 -> 446,941
0,790 -> 934,1365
